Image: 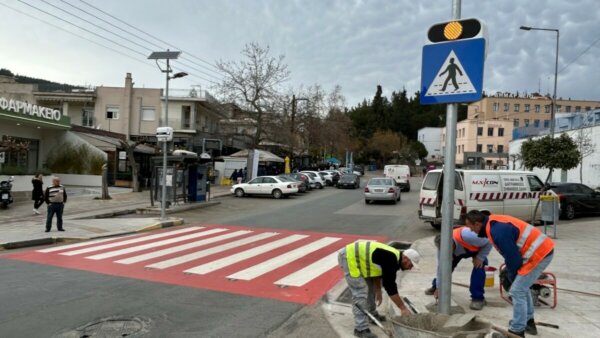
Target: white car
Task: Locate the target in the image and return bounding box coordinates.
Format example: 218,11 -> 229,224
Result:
301,171 -> 325,189
231,176 -> 298,199
318,171 -> 335,186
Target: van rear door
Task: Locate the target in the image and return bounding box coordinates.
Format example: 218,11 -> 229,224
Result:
420,171 -> 441,219
526,175 -> 544,221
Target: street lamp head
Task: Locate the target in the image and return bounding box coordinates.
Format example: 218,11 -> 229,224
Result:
520,26 -> 532,31
172,72 -> 188,79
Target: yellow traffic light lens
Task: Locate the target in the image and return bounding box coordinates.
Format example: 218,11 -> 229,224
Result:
444,21 -> 463,40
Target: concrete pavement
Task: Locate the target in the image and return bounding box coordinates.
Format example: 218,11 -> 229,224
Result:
0,185 -> 232,250
325,218 -> 600,337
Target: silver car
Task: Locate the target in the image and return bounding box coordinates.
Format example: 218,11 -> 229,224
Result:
364,177 -> 401,204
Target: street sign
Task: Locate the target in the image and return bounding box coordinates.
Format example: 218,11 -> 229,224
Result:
421,38 -> 485,105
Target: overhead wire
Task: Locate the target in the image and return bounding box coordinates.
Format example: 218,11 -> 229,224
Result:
558,36 -> 600,75
78,0 -> 223,75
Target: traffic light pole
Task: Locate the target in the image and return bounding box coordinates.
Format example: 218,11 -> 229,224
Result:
438,0 -> 461,316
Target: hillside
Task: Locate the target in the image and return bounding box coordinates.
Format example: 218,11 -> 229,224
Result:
0,68 -> 84,92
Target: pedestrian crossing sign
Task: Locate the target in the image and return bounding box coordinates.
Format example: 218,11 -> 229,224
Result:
420,38 -> 485,105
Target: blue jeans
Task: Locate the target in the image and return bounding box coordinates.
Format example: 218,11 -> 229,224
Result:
508,253 -> 554,333
46,203 -> 64,231
431,254 -> 487,300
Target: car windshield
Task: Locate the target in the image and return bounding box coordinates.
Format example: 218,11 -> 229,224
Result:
340,175 -> 355,182
369,178 -> 393,186
278,176 -> 295,182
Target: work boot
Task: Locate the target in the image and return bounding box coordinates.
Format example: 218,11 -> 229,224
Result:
508,329 -> 525,337
368,312 -> 386,323
354,328 -> 378,338
424,286 -> 436,295
509,319 -> 537,335
469,299 -> 486,310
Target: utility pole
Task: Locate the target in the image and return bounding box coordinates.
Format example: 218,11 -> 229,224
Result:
290,95 -> 308,167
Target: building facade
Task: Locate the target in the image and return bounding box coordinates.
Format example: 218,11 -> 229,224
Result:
417,127 -> 443,162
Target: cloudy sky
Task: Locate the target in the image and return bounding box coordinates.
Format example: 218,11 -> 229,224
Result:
1,0 -> 598,107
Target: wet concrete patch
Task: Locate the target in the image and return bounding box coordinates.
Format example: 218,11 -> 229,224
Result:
52,316 -> 151,338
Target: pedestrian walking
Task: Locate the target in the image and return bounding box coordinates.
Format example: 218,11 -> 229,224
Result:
230,169 -> 238,185
465,210 -> 554,337
44,176 -> 67,232
338,240 -> 420,338
31,174 -> 44,215
425,227 -> 492,310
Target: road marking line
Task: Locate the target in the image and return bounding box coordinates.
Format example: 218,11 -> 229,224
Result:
115,230 -> 252,265
85,228 -> 228,260
227,237 -> 340,280
275,251 -> 339,287
183,234 -> 308,275
59,227 -> 202,256
146,232 -> 280,270
36,234 -> 137,253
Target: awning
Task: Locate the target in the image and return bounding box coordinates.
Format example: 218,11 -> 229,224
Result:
72,132 -> 156,154
225,149 -> 284,163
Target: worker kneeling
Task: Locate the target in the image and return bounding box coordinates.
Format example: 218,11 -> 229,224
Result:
338,240 -> 420,338
425,226 -> 491,310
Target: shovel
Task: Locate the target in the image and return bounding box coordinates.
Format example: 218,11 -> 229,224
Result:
355,304 -> 394,338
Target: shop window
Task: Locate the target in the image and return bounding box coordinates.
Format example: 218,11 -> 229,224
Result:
487,127 -> 494,136
142,107 -> 155,121
524,104 -> 530,112
498,128 -> 505,137
82,109 -> 94,127
1,136 -> 38,173
106,106 -> 120,119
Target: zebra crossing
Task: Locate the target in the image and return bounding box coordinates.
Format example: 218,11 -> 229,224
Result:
4,224 -> 386,304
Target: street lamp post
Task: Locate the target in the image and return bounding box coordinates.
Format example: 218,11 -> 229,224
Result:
148,50 -> 188,220
520,26 -> 559,137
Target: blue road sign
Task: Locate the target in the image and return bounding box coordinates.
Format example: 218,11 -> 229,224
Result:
420,38 -> 485,105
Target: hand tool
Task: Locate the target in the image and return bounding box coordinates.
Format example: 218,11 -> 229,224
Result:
355,304 -> 394,338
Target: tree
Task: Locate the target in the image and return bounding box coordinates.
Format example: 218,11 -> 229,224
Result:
216,42 -> 290,147
410,140 -> 428,160
366,130 -> 408,164
571,127 -> 595,183
119,138 -> 154,192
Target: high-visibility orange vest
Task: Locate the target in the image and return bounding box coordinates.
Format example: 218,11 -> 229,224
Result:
485,214 -> 554,276
453,226 -> 480,252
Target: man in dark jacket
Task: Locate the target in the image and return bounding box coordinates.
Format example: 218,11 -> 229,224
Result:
44,176 -> 67,232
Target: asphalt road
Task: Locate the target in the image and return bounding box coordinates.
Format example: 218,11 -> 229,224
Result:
0,176 -> 436,337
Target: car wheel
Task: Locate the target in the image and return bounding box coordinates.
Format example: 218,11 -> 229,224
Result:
365,199 -> 370,204
406,183 -> 411,192
563,203 -> 576,220
430,222 -> 441,230
272,189 -> 283,199
317,183 -> 323,189
234,188 -> 245,197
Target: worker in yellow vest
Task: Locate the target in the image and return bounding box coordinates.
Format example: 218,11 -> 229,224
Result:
465,210 -> 554,337
338,240 -> 420,338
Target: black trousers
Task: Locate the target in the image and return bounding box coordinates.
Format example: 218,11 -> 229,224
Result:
34,199 -> 44,209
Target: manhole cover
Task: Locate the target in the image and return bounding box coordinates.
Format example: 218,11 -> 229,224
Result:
53,316 -> 150,338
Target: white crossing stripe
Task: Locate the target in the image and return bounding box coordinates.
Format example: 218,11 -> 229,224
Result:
115,230 -> 252,265
275,251 -> 339,287
227,237 -> 340,280
36,234 -> 138,253
60,227 -> 202,256
184,234 -> 308,275
85,228 -> 228,260
146,232 -> 280,270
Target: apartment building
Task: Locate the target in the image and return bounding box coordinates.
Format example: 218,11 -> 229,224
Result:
417,127 -> 443,162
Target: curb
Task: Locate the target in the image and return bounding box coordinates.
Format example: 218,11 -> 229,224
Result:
136,201 -> 221,215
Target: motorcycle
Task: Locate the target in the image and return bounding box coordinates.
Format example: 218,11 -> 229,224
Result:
0,176 -> 14,208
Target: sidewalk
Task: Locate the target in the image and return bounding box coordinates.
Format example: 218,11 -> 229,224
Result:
325,219 -> 600,337
0,185 -> 232,250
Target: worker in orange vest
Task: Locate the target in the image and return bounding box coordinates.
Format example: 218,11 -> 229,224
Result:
465,210 -> 554,337
425,226 -> 491,310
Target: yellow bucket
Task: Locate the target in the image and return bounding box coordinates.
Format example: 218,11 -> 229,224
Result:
485,266 -> 497,288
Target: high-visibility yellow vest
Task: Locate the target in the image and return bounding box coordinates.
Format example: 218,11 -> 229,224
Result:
345,241 -> 400,278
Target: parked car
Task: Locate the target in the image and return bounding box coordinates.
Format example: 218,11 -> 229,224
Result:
301,171 -> 325,189
324,170 -> 341,185
289,172 -> 312,190
354,165 -> 365,176
318,171 -> 335,186
547,182 -> 600,220
278,174 -> 307,193
231,176 -> 298,199
337,174 -> 360,189
364,177 -> 401,204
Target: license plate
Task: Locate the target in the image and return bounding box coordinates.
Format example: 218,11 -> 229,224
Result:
374,189 -> 384,193
1,193 -> 8,199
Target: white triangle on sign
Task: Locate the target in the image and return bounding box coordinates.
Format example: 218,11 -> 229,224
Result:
425,50 -> 476,97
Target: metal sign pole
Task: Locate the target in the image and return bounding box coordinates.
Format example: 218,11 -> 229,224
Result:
438,0 -> 461,316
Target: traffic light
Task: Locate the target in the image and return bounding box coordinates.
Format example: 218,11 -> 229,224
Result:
427,18 -> 484,43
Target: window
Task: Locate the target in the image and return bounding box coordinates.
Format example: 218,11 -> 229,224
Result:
535,105 -> 541,113
498,128 -> 504,137
462,145 -> 465,153
504,103 -> 509,111
524,104 -> 530,112
454,172 -> 464,191
514,104 -> 520,112
556,105 -> 562,113
263,177 -> 277,183
182,105 -> 191,129
565,106 -> 571,112
493,102 -> 499,112
544,105 -> 550,113
106,106 -> 119,119
82,109 -> 94,127
1,136 -> 38,172
524,119 -> 530,127
497,145 -> 504,153
477,127 -> 483,136
487,144 -> 494,153
527,175 -> 544,192
585,106 -> 591,111
249,177 -> 263,184
422,172 -> 441,190
575,106 -> 581,112
514,119 -> 520,127
487,127 -> 494,136
462,128 -> 465,138
141,107 -> 155,121
576,184 -> 594,194
534,119 -> 540,128
544,120 -> 550,128
476,144 -> 482,153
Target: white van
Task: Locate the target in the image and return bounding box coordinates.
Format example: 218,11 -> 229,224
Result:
384,165 -> 411,192
418,169 -> 544,229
